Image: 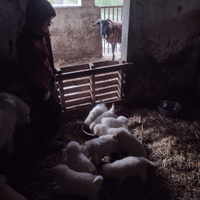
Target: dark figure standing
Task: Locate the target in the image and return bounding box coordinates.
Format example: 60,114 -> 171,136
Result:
17,0 -> 63,152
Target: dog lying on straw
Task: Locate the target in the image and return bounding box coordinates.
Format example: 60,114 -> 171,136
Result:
0,93 -> 31,155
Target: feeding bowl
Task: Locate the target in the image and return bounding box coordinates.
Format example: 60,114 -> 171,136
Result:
82,124 -> 96,137
157,100 -> 182,117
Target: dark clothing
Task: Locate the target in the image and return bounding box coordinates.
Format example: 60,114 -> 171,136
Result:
36,83 -> 62,140
17,25 -> 62,141
25,0 -> 56,24
17,25 -> 55,99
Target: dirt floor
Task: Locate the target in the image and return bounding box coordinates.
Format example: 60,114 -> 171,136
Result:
0,99 -> 200,200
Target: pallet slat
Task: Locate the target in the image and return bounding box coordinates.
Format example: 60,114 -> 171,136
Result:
60,63 -> 89,73
63,85 -> 90,94
55,63 -> 133,80
65,97 -> 91,108
95,92 -> 118,101
62,77 -> 90,88
63,92 -> 90,101
94,72 -> 118,82
95,85 -> 118,95
95,79 -> 118,89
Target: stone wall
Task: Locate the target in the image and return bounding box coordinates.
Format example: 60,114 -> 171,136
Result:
123,0 -> 200,104
0,0 -> 27,92
50,0 -> 102,63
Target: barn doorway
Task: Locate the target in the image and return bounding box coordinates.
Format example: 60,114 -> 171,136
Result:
47,0 -> 131,112
95,1 -> 123,60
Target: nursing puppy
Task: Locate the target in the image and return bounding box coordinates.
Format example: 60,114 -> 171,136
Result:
0,174 -> 27,200
53,165 -> 103,200
99,156 -> 157,187
101,115 -> 128,129
89,103 -> 118,132
113,127 -> 146,157
84,103 -> 108,127
85,135 -> 121,166
93,124 -> 119,136
93,122 -> 128,137
65,141 -> 96,174
0,93 -> 31,155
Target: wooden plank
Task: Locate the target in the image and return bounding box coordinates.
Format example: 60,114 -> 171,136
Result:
60,63 -> 89,73
64,103 -> 92,110
95,85 -> 118,95
93,61 -> 119,68
117,70 -> 122,99
63,85 -> 90,94
63,91 -> 90,101
55,63 -> 133,81
121,69 -> 126,98
65,97 -> 91,108
57,80 -> 65,109
62,77 -> 90,88
95,92 -> 118,101
95,79 -> 118,89
90,74 -> 95,105
94,72 -> 118,82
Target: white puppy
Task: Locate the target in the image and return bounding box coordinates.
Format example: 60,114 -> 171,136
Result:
113,127 -> 146,157
53,164 -> 103,200
93,124 -> 120,136
85,135 -> 121,166
65,141 -> 96,174
89,103 -> 118,132
101,115 -> 128,129
99,156 -> 157,187
0,174 -> 27,200
0,93 -> 31,155
84,103 -> 108,127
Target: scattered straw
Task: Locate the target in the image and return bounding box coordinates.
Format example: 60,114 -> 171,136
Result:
2,104 -> 200,200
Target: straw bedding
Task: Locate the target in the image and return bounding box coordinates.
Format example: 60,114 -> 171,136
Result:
54,52 -> 121,68
1,103 -> 200,200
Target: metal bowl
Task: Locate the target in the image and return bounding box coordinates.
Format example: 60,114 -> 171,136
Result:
157,100 -> 182,117
82,124 -> 96,137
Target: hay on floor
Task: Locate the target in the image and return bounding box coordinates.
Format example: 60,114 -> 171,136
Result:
1,103 -> 200,200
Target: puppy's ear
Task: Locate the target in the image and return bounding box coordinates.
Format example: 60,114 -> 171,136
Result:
93,175 -> 103,184
113,134 -> 117,140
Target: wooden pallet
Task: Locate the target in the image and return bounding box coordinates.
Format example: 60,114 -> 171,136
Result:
55,61 -> 133,111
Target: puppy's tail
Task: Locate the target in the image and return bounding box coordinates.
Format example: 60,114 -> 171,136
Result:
144,158 -> 157,168
109,103 -> 115,113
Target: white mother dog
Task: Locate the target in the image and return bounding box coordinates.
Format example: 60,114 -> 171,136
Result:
0,93 -> 31,155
